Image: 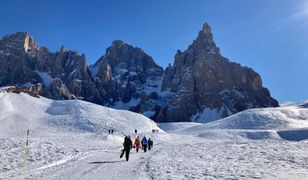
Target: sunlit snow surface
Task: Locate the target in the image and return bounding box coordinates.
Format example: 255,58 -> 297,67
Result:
1,91 -> 308,179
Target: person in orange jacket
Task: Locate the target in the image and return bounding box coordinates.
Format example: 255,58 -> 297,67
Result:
134,136 -> 141,153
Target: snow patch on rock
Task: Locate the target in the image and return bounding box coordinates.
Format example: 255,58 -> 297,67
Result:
35,71 -> 54,86
191,108 -> 220,123
112,98 -> 140,110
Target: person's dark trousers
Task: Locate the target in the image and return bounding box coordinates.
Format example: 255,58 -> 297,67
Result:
143,145 -> 147,152
125,149 -> 130,161
120,149 -> 125,158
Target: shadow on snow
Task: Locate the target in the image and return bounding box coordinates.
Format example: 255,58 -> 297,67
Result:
88,160 -> 125,164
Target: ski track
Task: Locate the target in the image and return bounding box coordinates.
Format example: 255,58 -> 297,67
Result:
2,134 -> 308,179
4,139 -> 167,180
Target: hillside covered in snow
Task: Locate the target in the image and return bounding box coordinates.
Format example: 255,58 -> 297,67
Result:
0,87 -> 160,137
1,89 -> 307,179
169,103 -> 308,141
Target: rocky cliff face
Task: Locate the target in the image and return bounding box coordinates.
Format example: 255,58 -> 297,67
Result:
0,32 -> 40,86
0,32 -> 98,101
89,40 -> 164,118
0,23 -> 279,122
158,23 -> 278,122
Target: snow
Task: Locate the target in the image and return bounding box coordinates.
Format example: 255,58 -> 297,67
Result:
193,106 -> 308,130
21,82 -> 35,88
145,135 -> 308,179
0,92 -> 159,137
159,122 -> 202,132
219,89 -> 245,98
183,67 -> 192,80
191,107 -> 220,123
142,111 -> 155,118
1,90 -> 308,179
35,71 -> 54,86
143,77 -> 162,94
0,49 -> 11,56
112,98 -> 140,110
74,79 -> 82,83
88,66 -> 98,77
114,67 -> 128,76
208,48 -> 218,54
69,69 -> 77,77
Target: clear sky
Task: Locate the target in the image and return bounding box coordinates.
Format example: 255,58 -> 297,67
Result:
0,0 -> 307,103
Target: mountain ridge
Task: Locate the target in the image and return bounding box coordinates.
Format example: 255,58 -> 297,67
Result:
0,22 -> 279,122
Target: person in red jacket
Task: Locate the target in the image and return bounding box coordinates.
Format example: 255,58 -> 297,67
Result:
134,136 -> 141,153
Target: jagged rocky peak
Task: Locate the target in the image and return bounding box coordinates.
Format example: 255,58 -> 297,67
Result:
202,23 -> 212,34
0,32 -> 38,54
59,45 -> 68,53
111,39 -> 125,47
159,22 -> 278,122
89,40 -> 164,116
0,25 -> 279,123
92,40 -> 163,82
0,32 -> 97,102
187,22 -> 220,55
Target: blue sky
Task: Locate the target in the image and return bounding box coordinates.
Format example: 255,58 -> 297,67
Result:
0,0 -> 307,103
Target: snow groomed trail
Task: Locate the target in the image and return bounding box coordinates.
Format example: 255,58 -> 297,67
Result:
3,134 -> 171,180
3,133 -> 308,180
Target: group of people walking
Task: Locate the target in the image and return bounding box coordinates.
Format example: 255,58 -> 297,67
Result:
108,129 -> 114,135
120,134 -> 154,161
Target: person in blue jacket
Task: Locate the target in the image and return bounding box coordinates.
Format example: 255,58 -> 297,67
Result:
141,136 -> 148,152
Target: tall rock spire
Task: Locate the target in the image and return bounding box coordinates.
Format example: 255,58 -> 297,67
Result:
188,22 -> 220,55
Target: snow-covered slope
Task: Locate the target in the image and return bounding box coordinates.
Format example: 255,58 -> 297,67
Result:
0,91 -> 160,138
0,90 -> 165,179
185,106 -> 308,130
1,89 -> 308,179
177,105 -> 308,141
159,122 -> 202,132
195,106 -> 308,130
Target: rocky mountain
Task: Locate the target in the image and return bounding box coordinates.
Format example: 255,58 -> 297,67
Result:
0,23 -> 279,122
89,40 -> 164,118
158,23 -> 278,122
0,32 -> 98,101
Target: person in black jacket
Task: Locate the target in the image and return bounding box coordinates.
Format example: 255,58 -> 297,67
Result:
120,136 -> 133,161
148,138 -> 153,150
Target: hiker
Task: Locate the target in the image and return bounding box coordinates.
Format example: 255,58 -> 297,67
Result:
148,138 -> 153,150
120,136 -> 133,161
135,129 -> 137,134
108,129 -> 111,134
134,136 -> 141,153
141,136 -> 148,152
111,129 -> 114,134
